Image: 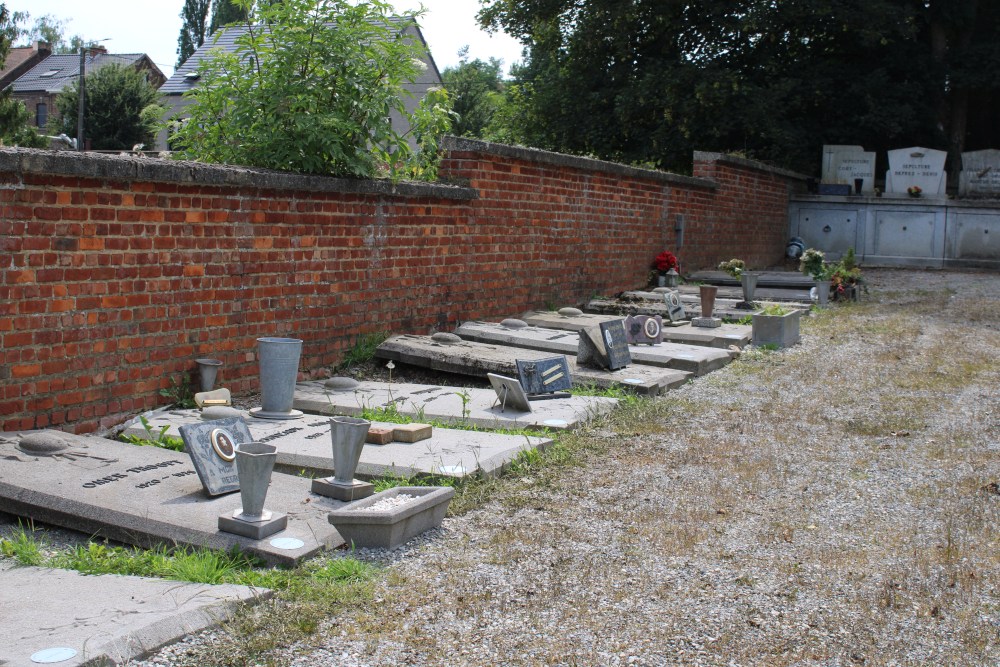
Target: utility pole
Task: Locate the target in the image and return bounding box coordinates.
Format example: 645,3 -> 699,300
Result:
76,47 -> 85,151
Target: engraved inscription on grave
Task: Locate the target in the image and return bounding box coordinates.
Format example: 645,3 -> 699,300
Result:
663,291 -> 686,322
178,417 -> 254,496
625,314 -> 663,346
516,356 -> 572,396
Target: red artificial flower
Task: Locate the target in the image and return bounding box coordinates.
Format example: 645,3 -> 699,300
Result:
654,251 -> 679,272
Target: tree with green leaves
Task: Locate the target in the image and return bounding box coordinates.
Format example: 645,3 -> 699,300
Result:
209,0 -> 250,34
441,47 -> 505,138
479,0 -> 1000,180
53,63 -> 163,150
177,0 -> 211,67
17,13 -> 89,53
0,4 -> 45,147
171,0 -> 454,180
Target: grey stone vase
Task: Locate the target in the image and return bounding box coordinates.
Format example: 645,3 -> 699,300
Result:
331,416 -> 372,484
234,442 -> 277,520
815,281 -> 831,306
195,358 -> 223,392
256,337 -> 302,415
740,272 -> 759,304
699,285 -> 718,318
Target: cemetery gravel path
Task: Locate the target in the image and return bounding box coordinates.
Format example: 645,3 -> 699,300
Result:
145,269 -> 999,666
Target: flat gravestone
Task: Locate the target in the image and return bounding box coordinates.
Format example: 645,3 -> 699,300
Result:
291,380 -> 615,431
456,321 -> 731,376
624,314 -> 663,345
0,431 -> 343,566
520,310 -> 751,349
959,149 -> 1000,197
376,335 -> 688,395
885,146 -> 947,195
178,417 -> 252,496
487,373 -> 533,412
124,411 -> 554,480
516,356 -> 572,395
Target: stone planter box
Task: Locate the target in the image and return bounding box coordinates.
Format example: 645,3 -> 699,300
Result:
751,310 -> 801,348
327,486 -> 454,550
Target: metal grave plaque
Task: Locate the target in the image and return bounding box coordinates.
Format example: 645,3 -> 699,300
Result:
178,417 -> 253,496
663,291 -> 686,322
625,314 -> 663,346
600,320 -> 632,370
516,356 -> 572,396
487,373 -> 533,412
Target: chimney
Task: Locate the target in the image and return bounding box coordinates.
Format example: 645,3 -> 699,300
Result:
87,45 -> 108,58
34,41 -> 52,55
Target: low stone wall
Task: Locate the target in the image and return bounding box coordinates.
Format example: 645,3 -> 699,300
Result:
0,139 -> 805,432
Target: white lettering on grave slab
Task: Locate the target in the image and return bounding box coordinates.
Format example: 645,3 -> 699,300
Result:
830,152 -> 876,192
959,149 -> 1000,197
885,147 -> 947,195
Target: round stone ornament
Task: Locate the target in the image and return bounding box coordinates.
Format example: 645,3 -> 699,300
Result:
558,307 -> 583,317
431,332 -> 462,344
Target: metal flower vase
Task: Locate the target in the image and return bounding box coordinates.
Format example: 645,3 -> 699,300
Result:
218,441 -> 287,539
740,272 -> 758,305
699,285 -> 718,318
252,337 -> 303,420
815,281 -> 831,307
195,358 -> 223,392
312,416 -> 375,501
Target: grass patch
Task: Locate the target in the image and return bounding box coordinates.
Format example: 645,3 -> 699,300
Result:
335,331 -> 390,371
119,414 -> 185,451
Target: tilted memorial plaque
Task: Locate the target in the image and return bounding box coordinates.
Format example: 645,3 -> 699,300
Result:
600,320 -> 632,370
625,314 -> 663,346
516,356 -> 572,396
178,417 -> 254,496
488,373 -> 533,412
663,291 -> 686,322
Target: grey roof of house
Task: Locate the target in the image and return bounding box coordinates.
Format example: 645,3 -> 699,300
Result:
161,18 -> 441,96
11,53 -> 149,94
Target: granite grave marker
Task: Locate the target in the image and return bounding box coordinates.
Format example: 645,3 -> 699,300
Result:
624,314 -> 663,346
178,417 -> 253,496
959,149 -> 1000,197
516,356 -> 572,396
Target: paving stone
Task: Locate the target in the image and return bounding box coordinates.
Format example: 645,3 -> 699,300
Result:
366,427 -> 395,445
456,321 -> 732,376
520,311 -> 752,349
292,380 -> 614,431
0,431 -> 343,567
375,335 -> 690,395
123,411 -> 555,480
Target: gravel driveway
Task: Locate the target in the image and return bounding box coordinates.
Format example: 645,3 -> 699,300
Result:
129,269 -> 1000,665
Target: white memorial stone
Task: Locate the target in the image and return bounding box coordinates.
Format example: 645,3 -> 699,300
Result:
885,146 -> 947,195
959,149 -> 1000,197
830,151 -> 876,193
821,145 -> 863,182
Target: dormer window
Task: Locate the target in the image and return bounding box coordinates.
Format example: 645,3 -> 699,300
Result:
39,70 -> 60,78
184,71 -> 200,81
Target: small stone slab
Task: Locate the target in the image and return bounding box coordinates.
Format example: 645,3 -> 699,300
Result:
292,380 -> 615,431
194,388 -> 232,408
311,477 -> 374,502
516,356 -> 572,394
457,321 -> 731,376
625,314 -> 664,345
366,427 -> 395,445
487,373 -> 533,412
201,406 -> 243,420
521,311 -> 751,349
124,411 -> 556,480
218,510 -> 288,540
0,431 -> 344,567
376,335 -> 687,395
327,486 -> 454,550
692,317 -> 722,328
0,561 -> 270,667
392,423 -> 433,443
178,417 -> 253,496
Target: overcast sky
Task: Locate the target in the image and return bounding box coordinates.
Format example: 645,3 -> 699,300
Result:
11,0 -> 525,77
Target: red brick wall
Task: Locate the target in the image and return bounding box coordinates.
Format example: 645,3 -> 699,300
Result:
0,141 -> 805,433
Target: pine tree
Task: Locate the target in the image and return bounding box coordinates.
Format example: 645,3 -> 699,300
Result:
176,0 -> 210,67
208,0 -> 248,35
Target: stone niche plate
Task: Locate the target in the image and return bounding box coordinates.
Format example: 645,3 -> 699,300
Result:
178,417 -> 253,496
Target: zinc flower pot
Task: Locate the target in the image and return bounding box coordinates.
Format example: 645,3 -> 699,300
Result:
751,310 -> 801,348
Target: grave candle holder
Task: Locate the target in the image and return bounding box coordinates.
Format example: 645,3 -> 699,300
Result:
311,416 -> 374,502
218,442 -> 287,539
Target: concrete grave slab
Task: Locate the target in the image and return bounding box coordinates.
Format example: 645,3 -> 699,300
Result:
292,379 -> 615,431
587,295 -> 811,322
521,310 -> 751,349
0,431 -> 344,567
0,561 -> 270,667
456,321 -> 731,376
375,335 -> 690,395
124,411 -> 555,480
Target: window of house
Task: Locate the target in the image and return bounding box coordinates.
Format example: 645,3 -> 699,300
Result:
36,103 -> 47,128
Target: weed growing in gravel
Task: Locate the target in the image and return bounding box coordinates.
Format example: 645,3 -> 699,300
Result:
0,522 -> 45,565
119,414 -> 185,451
335,332 -> 390,371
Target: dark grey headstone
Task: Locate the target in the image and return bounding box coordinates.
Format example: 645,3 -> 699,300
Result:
515,357 -> 572,395
663,291 -> 686,322
578,322 -> 631,370
487,373 -> 533,412
624,315 -> 663,346
178,417 -> 253,496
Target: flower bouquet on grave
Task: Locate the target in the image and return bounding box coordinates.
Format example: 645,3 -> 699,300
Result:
907,185 -> 922,198
652,251 -> 680,287
717,258 -> 745,278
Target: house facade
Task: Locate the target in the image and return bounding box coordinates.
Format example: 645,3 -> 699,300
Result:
10,46 -> 166,134
158,19 -> 442,150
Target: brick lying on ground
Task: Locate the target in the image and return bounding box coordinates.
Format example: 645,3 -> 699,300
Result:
125,411 -> 553,480
293,380 -> 617,431
375,335 -> 690,395
0,431 -> 342,566
521,311 -> 752,349
456,321 -> 732,377
0,561 -> 269,667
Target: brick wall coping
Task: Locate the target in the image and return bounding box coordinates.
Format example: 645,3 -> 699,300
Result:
0,147 -> 479,200
443,136 -> 717,190
693,151 -> 810,182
